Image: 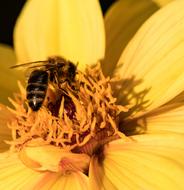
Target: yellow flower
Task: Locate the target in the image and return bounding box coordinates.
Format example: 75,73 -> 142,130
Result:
1,0 -> 184,189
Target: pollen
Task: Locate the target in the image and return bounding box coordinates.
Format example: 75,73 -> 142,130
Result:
7,63 -> 129,155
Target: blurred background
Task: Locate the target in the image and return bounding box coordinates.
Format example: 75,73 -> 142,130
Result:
0,0 -> 116,46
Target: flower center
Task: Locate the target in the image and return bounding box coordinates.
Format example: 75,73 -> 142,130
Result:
7,63 -> 129,156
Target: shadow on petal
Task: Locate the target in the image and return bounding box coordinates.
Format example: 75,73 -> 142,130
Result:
102,0 -> 159,76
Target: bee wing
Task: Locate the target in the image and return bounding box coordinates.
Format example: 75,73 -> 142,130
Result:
24,65 -> 56,79
10,61 -> 51,81
10,60 -> 52,70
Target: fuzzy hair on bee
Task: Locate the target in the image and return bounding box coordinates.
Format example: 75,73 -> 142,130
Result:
11,56 -> 77,111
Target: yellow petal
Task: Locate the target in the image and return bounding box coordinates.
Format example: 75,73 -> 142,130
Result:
14,0 -> 105,71
89,156 -> 117,190
50,172 -> 89,190
102,0 -> 159,76
90,134 -> 184,189
142,104 -> 184,134
19,144 -> 90,173
153,0 -> 173,6
0,152 -> 88,189
0,104 -> 14,152
114,0 -> 184,118
0,44 -> 24,105
0,153 -> 57,189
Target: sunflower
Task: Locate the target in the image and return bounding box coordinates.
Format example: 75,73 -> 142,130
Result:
0,0 -> 184,189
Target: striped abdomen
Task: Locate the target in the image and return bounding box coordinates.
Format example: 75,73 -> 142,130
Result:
26,70 -> 48,111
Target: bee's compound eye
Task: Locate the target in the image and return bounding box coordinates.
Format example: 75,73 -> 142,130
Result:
68,63 -> 76,80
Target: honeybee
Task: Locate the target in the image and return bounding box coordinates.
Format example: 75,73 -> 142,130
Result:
11,56 -> 77,111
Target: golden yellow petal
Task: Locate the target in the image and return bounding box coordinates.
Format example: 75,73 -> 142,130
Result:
0,152 -> 88,189
50,172 -> 89,190
98,134 -> 184,189
142,104 -> 184,134
19,144 -> 90,173
89,156 -> 117,190
0,104 -> 13,133
114,1 -> 184,118
0,44 -> 24,106
166,91 -> 184,105
153,0 -> 173,6
0,152 -> 59,190
102,0 -> 159,76
0,104 -> 15,152
14,0 -> 105,71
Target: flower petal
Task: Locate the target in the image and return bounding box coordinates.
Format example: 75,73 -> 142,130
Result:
50,172 -> 89,190
153,0 -> 173,6
0,44 -> 24,105
102,0 -> 159,76
0,104 -> 15,152
14,0 -> 105,71
0,153 -> 57,189
0,152 -> 88,189
89,156 -> 117,190
90,134 -> 184,189
142,104 -> 184,134
19,144 -> 90,173
114,1 -> 184,118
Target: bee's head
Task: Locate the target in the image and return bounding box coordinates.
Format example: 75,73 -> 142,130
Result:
57,61 -> 77,84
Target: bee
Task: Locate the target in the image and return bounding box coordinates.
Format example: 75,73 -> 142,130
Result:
11,56 -> 77,111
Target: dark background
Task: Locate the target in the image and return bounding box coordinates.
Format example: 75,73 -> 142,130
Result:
0,0 -> 116,46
